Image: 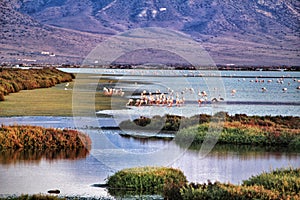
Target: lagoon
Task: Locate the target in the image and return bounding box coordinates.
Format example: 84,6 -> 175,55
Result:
0,69 -> 299,198
0,116 -> 299,198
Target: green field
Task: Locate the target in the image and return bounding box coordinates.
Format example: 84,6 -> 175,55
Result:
0,75 -> 127,116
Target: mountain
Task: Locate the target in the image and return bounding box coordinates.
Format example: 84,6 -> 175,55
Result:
0,0 -> 103,64
1,0 -> 299,66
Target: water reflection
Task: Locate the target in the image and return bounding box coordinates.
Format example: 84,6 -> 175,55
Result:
190,144 -> 300,160
0,148 -> 89,165
119,134 -> 300,160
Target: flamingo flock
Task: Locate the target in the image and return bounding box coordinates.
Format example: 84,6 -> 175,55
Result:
100,72 -> 300,108
126,89 -> 186,107
124,87 -> 225,107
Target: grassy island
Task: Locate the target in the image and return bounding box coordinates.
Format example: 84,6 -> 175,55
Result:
107,166 -> 187,198
105,167 -> 300,199
0,68 -> 74,101
175,113 -> 300,149
181,168 -> 300,200
119,113 -> 300,149
0,125 -> 91,150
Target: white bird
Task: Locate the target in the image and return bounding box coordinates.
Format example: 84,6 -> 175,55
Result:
261,87 -> 267,92
126,99 -> 134,106
282,88 -> 287,92
231,89 -> 236,96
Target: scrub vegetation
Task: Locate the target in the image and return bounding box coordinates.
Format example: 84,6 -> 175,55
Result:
107,166 -> 187,198
0,125 -> 91,150
175,114 -> 300,149
181,168 -> 300,200
120,112 -> 300,149
106,167 -> 300,199
0,68 -> 74,101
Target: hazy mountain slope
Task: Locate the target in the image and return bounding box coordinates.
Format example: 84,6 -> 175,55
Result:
1,0 -> 299,65
0,0 -> 104,64
18,0 -> 299,35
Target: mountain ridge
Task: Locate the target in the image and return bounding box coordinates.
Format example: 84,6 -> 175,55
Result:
1,0 -> 299,65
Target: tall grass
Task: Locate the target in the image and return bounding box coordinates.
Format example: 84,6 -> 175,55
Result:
243,168 -> 300,196
0,68 -> 74,101
172,112 -> 300,148
175,121 -> 300,148
107,166 -> 187,198
180,168 -> 300,200
0,125 -> 91,150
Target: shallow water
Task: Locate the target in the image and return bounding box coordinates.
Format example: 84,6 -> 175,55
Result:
66,68 -> 300,117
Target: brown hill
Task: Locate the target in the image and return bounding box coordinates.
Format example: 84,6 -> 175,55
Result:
1,0 -> 299,65
0,0 -> 104,64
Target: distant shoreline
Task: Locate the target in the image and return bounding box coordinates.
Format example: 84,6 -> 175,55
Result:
1,64 -> 300,71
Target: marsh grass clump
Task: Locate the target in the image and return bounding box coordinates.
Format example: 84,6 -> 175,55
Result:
0,68 -> 74,101
107,166 -> 187,198
0,125 -> 91,151
243,168 -> 300,196
174,113 -> 300,148
180,168 -> 300,200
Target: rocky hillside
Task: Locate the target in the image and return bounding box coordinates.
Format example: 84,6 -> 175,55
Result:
1,0 -> 299,65
0,0 -> 103,64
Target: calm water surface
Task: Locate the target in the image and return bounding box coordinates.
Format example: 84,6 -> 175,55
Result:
0,69 -> 299,198
68,68 -> 300,117
0,117 -> 299,198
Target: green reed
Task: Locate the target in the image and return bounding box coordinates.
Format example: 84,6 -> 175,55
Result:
107,166 -> 187,198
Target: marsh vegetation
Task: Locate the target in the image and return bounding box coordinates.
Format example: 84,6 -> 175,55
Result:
0,125 -> 91,151
106,167 -> 300,199
0,68 -> 74,101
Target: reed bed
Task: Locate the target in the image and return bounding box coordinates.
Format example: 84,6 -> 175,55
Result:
181,168 -> 300,200
0,125 -> 91,150
107,166 -> 187,198
106,167 -> 299,199
0,68 -> 74,101
175,121 -> 300,148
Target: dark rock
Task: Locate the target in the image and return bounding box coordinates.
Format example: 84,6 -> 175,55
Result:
47,189 -> 60,194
